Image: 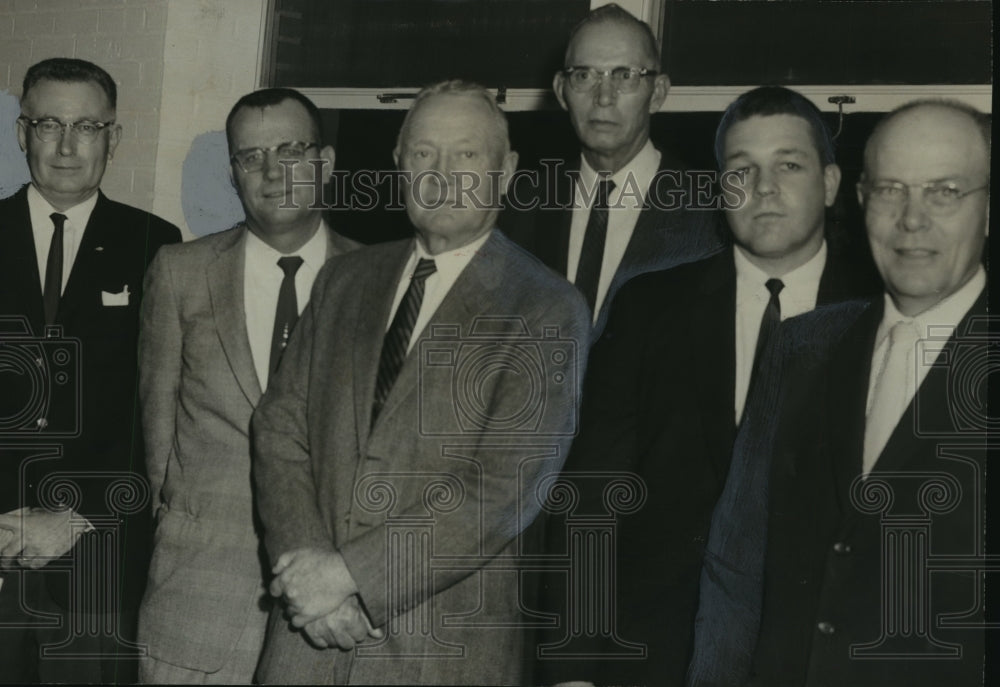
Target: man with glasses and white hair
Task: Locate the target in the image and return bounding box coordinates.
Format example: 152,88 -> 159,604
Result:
0,57 -> 180,684
690,99 -> 989,686
135,88 -> 358,683
504,3 -> 723,335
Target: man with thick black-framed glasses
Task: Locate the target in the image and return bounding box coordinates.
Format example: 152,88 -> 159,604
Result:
502,3 -> 724,337
0,57 -> 181,684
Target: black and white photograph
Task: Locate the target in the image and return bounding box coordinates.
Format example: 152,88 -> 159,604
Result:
0,1 -> 994,685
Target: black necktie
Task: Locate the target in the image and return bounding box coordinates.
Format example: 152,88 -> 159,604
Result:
372,257 -> 437,421
753,278 -> 785,372
43,213 -> 67,325
575,178 -> 615,314
269,256 -> 304,377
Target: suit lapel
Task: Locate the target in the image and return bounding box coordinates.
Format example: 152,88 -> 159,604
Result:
693,251 -> 738,450
56,192 -> 115,323
354,240 -> 414,441
371,234 -> 500,430
0,187 -> 46,332
825,300 -> 881,511
538,166 -> 576,276
206,226 -> 263,406
869,291 -> 988,477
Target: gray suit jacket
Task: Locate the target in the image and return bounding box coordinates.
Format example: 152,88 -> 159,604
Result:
252,230 -> 591,685
137,223 -> 359,674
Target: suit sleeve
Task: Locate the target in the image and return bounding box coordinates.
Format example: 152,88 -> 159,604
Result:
687,326 -> 789,687
138,250 -> 183,513
252,267 -> 340,562
339,296 -> 592,627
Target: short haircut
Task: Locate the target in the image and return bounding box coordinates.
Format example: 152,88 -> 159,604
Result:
863,98 -> 991,177
22,58 -> 117,110
395,80 -> 510,158
564,3 -> 660,67
715,86 -> 836,168
225,88 -> 324,151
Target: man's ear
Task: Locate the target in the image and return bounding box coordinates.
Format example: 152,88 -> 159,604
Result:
498,149 -> 520,197
16,117 -> 27,152
823,163 -> 842,207
553,71 -> 569,112
319,145 -> 336,183
106,123 -> 122,161
648,73 -> 670,113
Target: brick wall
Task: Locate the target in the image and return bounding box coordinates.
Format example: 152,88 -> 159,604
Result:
0,0 -> 169,211
153,0 -> 265,236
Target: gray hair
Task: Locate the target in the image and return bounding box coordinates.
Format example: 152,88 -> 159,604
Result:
395,80 -> 510,156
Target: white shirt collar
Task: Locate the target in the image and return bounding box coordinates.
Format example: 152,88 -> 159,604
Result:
734,239 -> 828,293
245,219 -> 329,269
413,228 -> 493,282
578,139 -> 660,210
876,265 -> 985,346
27,184 -> 99,230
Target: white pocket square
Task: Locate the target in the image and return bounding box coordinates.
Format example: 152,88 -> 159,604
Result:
101,285 -> 130,307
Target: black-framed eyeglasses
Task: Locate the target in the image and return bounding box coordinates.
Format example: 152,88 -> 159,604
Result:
230,141 -> 320,173
859,180 -> 989,217
18,116 -> 115,143
562,66 -> 659,94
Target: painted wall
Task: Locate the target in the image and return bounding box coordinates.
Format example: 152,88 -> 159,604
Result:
0,0 -> 170,210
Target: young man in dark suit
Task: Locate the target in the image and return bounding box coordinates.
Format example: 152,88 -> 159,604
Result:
0,57 -> 180,684
535,86 -> 881,687
690,100 -> 990,687
502,4 -> 724,337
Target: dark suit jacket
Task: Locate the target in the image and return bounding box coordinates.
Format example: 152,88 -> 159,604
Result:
252,230 -> 591,685
0,185 -> 180,616
501,150 -> 726,337
536,235 -> 882,687
690,289 -> 988,687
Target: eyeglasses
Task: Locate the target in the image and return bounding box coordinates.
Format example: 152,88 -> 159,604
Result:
859,180 -> 989,217
562,66 -> 659,94
230,141 -> 320,173
18,116 -> 115,143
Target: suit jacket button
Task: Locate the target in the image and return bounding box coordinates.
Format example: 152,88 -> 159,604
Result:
833,541 -> 851,554
817,621 -> 835,635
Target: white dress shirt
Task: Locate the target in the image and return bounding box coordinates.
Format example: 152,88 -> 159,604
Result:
28,184 -> 97,294
862,266 -> 986,473
386,229 -> 493,353
733,240 -> 827,423
244,222 -> 329,390
567,140 -> 660,322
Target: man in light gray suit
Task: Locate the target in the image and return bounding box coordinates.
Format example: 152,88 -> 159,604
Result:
252,81 -> 591,685
136,88 -> 359,683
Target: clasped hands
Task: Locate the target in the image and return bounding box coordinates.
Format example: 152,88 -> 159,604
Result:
269,547 -> 383,651
0,507 -> 89,569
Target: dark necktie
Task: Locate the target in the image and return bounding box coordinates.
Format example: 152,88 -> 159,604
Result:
575,178 -> 615,314
372,257 -> 437,421
43,213 -> 67,325
753,278 -> 785,373
269,256 -> 304,377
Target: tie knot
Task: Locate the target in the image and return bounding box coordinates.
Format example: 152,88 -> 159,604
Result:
765,278 -> 784,298
888,319 -> 921,346
50,212 -> 67,230
277,255 -> 304,277
595,177 -> 615,205
412,257 -> 437,282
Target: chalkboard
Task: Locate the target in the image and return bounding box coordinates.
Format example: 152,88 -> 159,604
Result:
661,1 -> 992,86
268,0 -> 590,89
